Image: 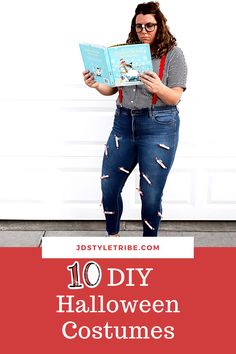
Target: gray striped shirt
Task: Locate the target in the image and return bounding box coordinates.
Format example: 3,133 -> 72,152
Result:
116,46 -> 187,109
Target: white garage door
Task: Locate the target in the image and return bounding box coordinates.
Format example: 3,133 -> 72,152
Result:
0,0 -> 235,220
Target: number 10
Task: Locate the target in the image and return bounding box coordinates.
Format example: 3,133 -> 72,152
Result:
67,261 -> 102,289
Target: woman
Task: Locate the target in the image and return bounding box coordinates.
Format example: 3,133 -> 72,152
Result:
83,1 -> 187,236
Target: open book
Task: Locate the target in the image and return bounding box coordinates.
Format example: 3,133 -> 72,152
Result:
79,43 -> 153,87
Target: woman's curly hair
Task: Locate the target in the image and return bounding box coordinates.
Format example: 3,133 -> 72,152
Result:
126,1 -> 176,58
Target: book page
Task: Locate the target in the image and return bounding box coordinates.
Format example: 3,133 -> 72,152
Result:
108,44 -> 153,86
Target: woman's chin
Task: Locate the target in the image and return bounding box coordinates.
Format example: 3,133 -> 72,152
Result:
141,39 -> 151,44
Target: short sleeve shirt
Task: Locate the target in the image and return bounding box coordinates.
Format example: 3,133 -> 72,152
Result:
116,46 -> 187,109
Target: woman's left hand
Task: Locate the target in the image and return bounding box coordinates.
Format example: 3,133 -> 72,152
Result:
140,71 -> 163,94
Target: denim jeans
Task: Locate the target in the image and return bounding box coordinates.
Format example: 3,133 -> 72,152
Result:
101,105 -> 180,236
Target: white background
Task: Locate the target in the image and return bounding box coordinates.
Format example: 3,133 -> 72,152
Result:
0,0 -> 235,220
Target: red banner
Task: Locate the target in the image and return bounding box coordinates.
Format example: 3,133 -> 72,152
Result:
0,248 -> 235,353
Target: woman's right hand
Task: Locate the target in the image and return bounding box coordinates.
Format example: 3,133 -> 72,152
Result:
83,70 -> 99,89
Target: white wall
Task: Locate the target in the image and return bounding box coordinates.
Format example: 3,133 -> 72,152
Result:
0,0 -> 235,220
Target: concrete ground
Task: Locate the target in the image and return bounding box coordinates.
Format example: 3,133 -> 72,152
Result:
0,220 -> 236,247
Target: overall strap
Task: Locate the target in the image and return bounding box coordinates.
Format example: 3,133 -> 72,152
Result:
118,87 -> 123,106
151,54 -> 167,106
118,54 -> 167,107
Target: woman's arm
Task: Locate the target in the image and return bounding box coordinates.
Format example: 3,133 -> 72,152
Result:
140,71 -> 183,105
83,70 -> 118,96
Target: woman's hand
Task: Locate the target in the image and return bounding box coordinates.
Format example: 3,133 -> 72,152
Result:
140,71 -> 163,94
83,70 -> 99,89
82,70 -> 118,96
140,71 -> 183,105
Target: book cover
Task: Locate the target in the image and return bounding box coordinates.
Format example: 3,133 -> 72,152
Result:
79,43 -> 153,87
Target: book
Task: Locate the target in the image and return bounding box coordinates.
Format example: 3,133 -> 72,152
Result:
79,43 -> 153,87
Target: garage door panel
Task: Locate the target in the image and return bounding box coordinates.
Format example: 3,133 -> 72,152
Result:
1,1 -> 236,220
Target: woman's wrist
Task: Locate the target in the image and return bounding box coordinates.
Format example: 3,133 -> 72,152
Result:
94,82 -> 101,90
155,81 -> 165,95
155,84 -> 183,105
